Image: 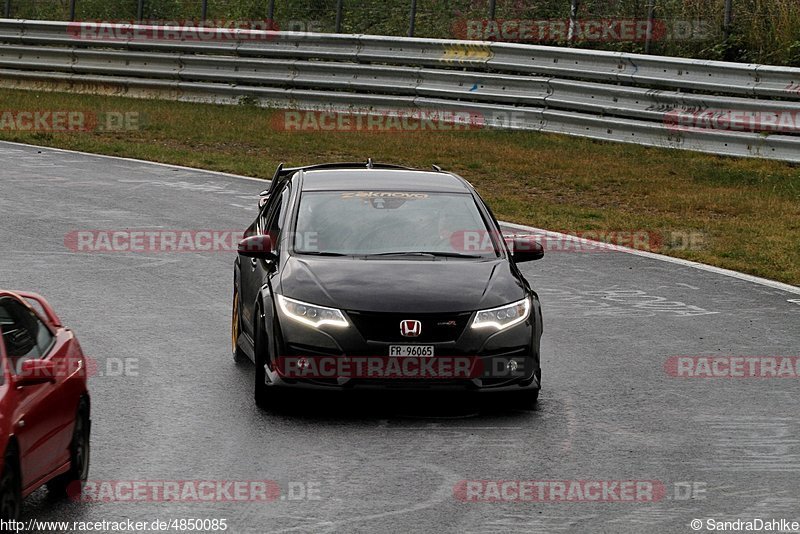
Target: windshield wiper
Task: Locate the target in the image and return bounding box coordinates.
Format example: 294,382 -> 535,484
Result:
296,251 -> 349,257
364,251 -> 484,259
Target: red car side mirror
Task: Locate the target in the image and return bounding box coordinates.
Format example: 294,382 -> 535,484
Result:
15,359 -> 57,387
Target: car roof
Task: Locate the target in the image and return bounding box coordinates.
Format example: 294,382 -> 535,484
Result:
300,169 -> 472,193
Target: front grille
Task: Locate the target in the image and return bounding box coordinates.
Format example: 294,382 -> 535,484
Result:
346,311 -> 472,343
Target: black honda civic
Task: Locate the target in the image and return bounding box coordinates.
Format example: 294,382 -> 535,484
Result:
232,161 -> 544,409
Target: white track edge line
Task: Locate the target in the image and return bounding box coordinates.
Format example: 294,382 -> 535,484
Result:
0,139 -> 267,182
4,140 -> 799,295
502,221 -> 800,295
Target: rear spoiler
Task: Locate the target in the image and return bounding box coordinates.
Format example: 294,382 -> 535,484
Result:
263,160 -> 434,197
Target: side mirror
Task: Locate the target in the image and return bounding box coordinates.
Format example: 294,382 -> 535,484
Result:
15,359 -> 57,387
511,237 -> 544,262
238,235 -> 276,260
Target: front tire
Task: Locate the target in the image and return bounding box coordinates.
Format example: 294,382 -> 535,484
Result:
0,448 -> 21,520
254,309 -> 281,410
47,399 -> 90,498
517,388 -> 540,410
231,286 -> 247,364
514,369 -> 541,410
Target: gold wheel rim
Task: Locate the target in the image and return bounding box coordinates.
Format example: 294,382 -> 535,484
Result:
231,291 -> 239,354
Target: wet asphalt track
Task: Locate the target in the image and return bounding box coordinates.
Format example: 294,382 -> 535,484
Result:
0,141 -> 799,533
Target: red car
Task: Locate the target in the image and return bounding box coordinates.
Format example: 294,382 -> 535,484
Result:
0,290 -> 90,520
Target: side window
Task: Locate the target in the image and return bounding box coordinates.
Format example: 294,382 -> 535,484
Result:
257,198 -> 274,233
261,184 -> 291,252
0,298 -> 54,371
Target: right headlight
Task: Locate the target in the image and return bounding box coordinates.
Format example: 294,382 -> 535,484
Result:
277,295 -> 349,328
471,297 -> 530,331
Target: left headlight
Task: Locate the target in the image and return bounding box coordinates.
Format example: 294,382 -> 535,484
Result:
471,297 -> 530,331
277,295 -> 349,328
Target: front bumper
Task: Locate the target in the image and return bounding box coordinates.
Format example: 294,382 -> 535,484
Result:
263,302 -> 542,392
263,373 -> 541,392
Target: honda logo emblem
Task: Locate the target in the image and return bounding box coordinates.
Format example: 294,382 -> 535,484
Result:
400,320 -> 422,337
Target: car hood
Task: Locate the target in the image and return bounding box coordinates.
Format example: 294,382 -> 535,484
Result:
279,256 -> 527,313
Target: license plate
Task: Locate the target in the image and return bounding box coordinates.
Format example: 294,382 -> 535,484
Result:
389,345 -> 434,357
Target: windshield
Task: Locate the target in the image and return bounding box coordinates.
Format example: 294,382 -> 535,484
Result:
293,191 -> 499,258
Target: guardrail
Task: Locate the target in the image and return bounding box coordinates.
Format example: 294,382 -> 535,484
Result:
1,19 -> 799,162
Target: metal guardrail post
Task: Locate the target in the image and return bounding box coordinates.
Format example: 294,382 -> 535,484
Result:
69,0 -> 76,21
137,0 -> 144,23
567,0 -> 580,45
3,0 -> 10,18
408,0 -> 417,37
723,0 -> 733,39
644,0 -> 656,54
201,0 -> 208,22
335,0 -> 343,33
488,0 -> 496,20
268,0 -> 275,23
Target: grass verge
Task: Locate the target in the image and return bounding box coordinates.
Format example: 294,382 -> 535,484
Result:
0,88 -> 798,286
